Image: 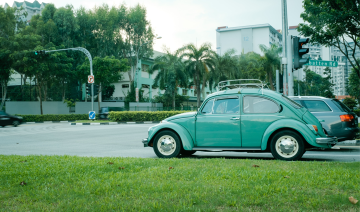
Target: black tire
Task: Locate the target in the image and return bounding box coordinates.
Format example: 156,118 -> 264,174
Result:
1,125 -> 5,127
181,150 -> 196,156
13,121 -> 19,127
153,130 -> 181,158
270,130 -> 305,161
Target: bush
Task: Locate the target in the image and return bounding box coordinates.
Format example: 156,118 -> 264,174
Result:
16,114 -> 97,122
354,109 -> 360,116
343,97 -> 357,111
108,111 -> 191,122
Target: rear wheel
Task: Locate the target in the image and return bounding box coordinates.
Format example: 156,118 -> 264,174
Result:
270,130 -> 305,161
153,130 -> 181,158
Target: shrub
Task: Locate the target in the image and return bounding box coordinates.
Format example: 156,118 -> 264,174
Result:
343,97 -> 357,111
354,109 -> 360,116
108,111 -> 191,122
16,114 -> 98,122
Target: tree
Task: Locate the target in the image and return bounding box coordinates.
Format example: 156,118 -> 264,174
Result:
320,67 -> 335,98
209,49 -> 238,90
346,64 -> 360,104
237,52 -> 266,81
102,84 -> 115,100
259,44 -> 282,90
149,47 -> 187,108
343,97 -> 357,110
179,43 -> 216,107
298,0 -> 360,82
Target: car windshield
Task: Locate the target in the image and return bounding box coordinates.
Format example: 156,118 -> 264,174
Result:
332,99 -> 351,112
282,95 -> 303,109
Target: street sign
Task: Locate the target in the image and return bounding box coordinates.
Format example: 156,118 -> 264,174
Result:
88,75 -> 94,84
89,111 -> 96,120
136,88 -> 139,102
305,60 -> 338,67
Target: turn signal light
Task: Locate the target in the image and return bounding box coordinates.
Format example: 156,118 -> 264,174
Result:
312,125 -> 318,133
340,114 -> 354,122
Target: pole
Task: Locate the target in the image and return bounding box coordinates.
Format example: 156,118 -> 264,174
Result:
281,0 -> 288,95
276,69 -> 280,92
287,34 -> 294,96
298,68 -> 300,96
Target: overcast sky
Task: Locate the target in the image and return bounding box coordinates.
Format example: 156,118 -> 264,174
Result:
3,0 -> 305,52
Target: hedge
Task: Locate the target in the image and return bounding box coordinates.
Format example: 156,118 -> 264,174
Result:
16,114 -> 97,122
354,109 -> 360,117
108,111 -> 191,122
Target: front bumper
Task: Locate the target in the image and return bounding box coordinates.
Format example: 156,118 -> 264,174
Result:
316,136 -> 338,145
142,138 -> 149,147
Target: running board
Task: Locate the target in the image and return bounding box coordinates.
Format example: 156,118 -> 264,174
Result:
192,147 -> 261,151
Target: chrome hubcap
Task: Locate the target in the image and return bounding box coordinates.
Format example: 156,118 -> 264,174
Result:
275,136 -> 298,158
157,135 -> 176,155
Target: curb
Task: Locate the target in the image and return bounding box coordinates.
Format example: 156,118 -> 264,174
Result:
69,121 -> 160,125
24,121 -> 75,124
336,140 -> 360,146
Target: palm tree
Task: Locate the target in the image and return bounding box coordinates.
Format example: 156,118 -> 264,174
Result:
179,43 -> 215,108
259,44 -> 282,90
209,49 -> 238,90
149,47 -> 187,109
237,52 -> 266,81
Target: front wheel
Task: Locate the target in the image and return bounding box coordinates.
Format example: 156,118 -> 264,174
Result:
13,121 -> 20,127
153,130 -> 181,158
270,130 -> 305,161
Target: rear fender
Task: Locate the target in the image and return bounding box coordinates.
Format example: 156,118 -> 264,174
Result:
148,122 -> 194,150
261,119 -> 328,150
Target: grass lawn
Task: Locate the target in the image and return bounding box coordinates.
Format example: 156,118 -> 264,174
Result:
0,155 -> 359,211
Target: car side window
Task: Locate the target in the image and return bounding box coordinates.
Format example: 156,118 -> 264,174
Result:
201,99 -> 214,114
243,96 -> 279,113
303,100 -> 331,112
213,98 -> 239,114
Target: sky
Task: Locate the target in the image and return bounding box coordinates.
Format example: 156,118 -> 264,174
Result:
3,0 -> 305,53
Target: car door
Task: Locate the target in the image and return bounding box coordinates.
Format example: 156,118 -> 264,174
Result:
241,95 -> 283,147
195,96 -> 241,147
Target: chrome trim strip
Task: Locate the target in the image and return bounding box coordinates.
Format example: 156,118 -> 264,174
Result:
192,147 -> 261,151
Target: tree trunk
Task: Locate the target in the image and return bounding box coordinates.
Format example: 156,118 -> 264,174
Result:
0,81 -> 7,110
201,74 -> 207,100
43,82 -> 47,101
269,69 -> 275,90
20,74 -> 23,101
36,76 -> 43,115
98,83 -> 101,114
173,83 -> 177,110
196,70 -> 201,108
62,80 -> 65,101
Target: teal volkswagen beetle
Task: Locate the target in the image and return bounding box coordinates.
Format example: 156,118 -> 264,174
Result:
142,80 -> 338,161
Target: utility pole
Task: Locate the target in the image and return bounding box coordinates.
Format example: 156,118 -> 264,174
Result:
45,47 -> 94,111
281,0 -> 288,96
287,34 -> 294,96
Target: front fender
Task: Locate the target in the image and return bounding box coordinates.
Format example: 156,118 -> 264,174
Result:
260,119 -> 329,150
147,122 -> 194,150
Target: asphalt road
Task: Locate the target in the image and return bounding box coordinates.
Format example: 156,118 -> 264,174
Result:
1,123 -> 359,162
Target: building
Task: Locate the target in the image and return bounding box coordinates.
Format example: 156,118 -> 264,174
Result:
4,0 -> 47,22
216,23 -> 283,56
289,26 -> 358,96
111,51 -> 212,107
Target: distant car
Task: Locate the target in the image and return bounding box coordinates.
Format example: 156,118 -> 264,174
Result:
0,111 -> 23,127
142,79 -> 338,161
99,107 -> 124,119
289,96 -> 359,141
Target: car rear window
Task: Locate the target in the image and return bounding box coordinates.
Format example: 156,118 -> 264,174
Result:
282,95 -> 303,109
303,100 -> 331,112
331,99 -> 351,112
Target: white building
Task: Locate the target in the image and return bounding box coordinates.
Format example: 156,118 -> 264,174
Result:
4,1 -> 47,22
216,23 -> 282,56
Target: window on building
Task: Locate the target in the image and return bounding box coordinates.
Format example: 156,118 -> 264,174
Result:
142,84 -> 149,88
182,90 -> 187,95
194,90 -> 197,96
141,64 -> 149,72
122,84 -> 129,88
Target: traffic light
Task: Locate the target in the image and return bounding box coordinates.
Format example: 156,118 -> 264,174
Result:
94,85 -> 99,95
35,50 -> 46,55
86,84 -> 91,95
293,36 -> 310,69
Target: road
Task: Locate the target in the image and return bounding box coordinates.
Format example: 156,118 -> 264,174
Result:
1,123 -> 359,162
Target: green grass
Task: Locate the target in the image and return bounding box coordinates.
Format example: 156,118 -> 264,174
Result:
0,155 -> 359,211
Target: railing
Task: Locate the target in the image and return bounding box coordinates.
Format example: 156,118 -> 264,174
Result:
217,79 -> 269,94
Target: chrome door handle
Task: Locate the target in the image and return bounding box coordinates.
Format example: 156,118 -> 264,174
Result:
230,117 -> 240,120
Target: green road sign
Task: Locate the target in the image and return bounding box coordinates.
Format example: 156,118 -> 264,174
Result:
305,60 -> 338,67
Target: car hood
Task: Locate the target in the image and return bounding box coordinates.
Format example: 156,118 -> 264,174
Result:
166,111 -> 197,121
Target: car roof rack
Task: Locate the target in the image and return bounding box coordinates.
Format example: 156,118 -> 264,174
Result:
217,79 -> 269,94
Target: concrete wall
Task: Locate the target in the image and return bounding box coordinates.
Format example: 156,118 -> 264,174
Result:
129,102 -> 163,111
6,101 -> 125,115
